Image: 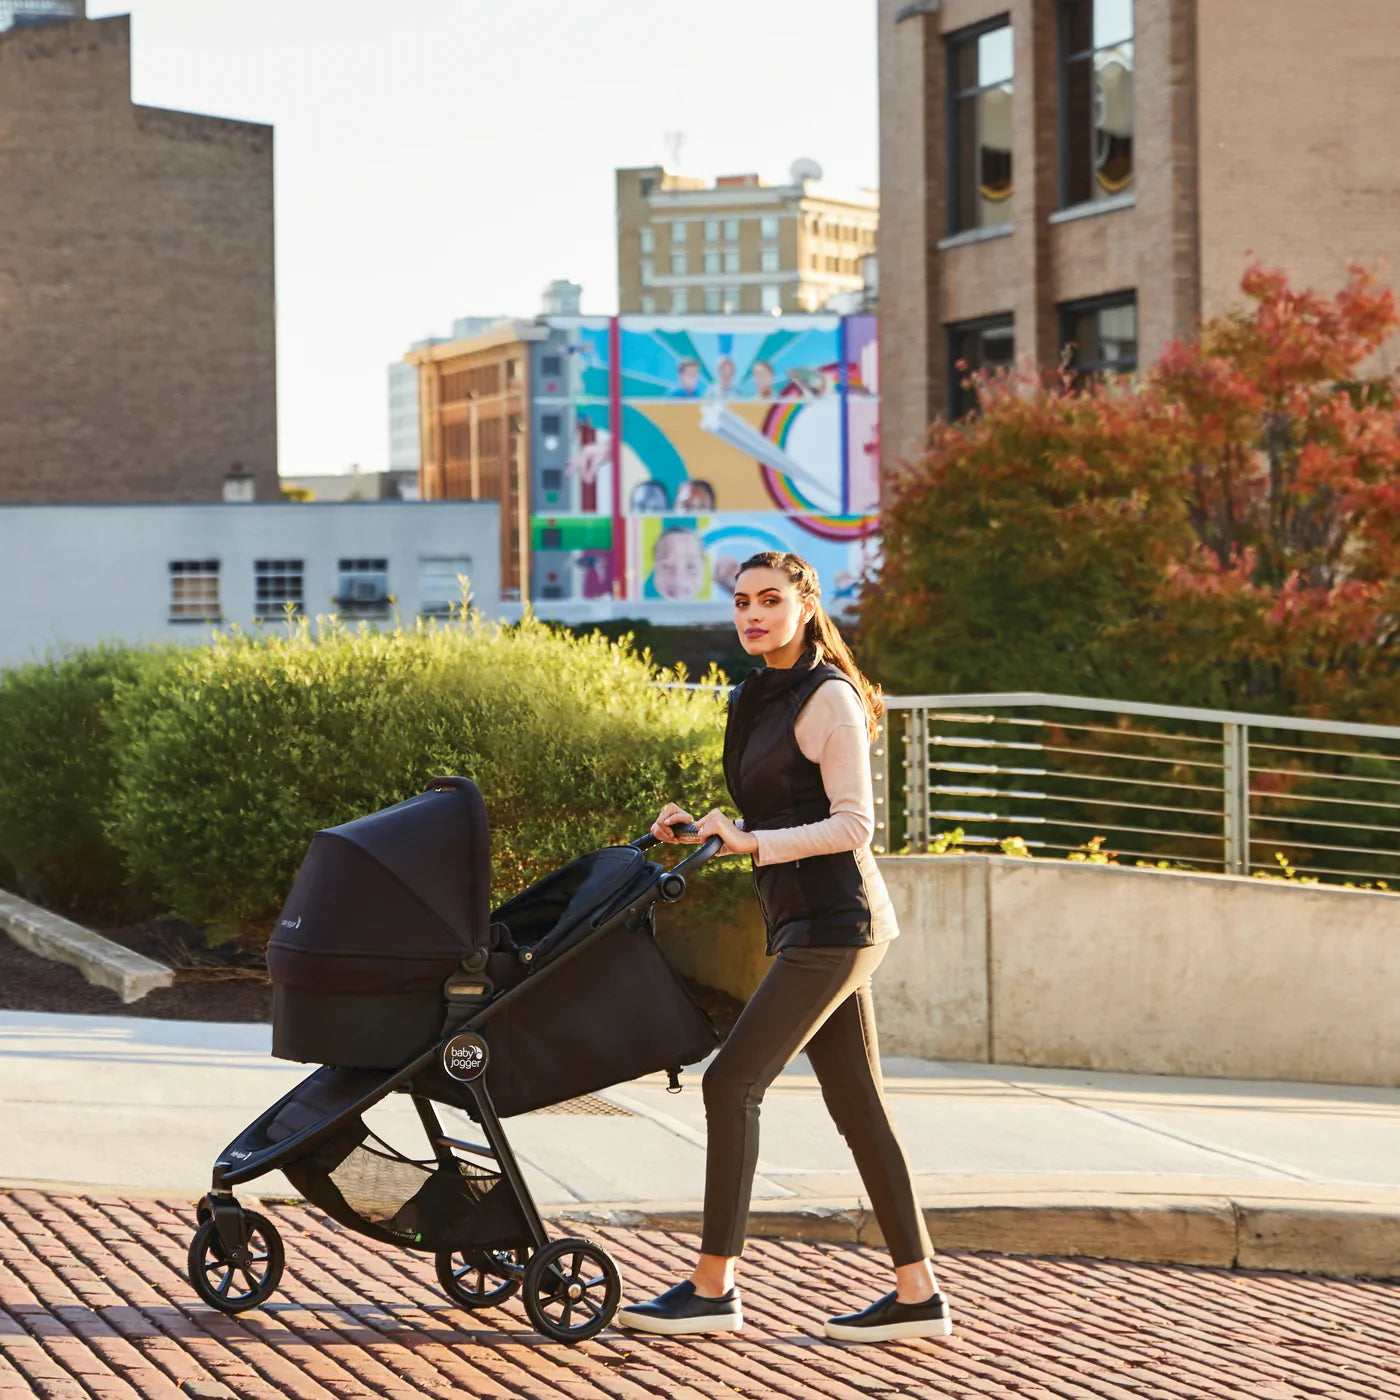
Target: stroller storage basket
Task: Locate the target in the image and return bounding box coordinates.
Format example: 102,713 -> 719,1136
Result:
283,1120 -> 528,1253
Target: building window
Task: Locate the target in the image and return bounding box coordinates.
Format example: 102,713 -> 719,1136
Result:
704,218 -> 720,242
948,316 -> 1014,419
1060,0 -> 1134,206
335,557 -> 391,618
671,220 -> 688,244
640,294 -> 656,314
704,250 -> 721,275
723,217 -> 740,241
723,286 -> 740,312
639,227 -> 655,255
761,285 -> 782,314
760,215 -> 780,242
705,287 -> 723,312
169,560 -> 220,623
723,249 -> 741,274
1060,293 -> 1137,380
760,248 -> 781,273
419,556 -> 473,618
670,252 -> 687,276
540,354 -> 562,378
640,258 -> 654,285
672,288 -> 689,313
254,559 -> 304,619
948,20 -> 1014,234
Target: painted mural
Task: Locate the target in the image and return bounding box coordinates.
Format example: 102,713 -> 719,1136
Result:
531,314 -> 879,609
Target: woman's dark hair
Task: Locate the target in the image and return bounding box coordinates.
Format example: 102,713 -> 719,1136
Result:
735,551 -> 883,738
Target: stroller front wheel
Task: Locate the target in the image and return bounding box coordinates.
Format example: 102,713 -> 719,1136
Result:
435,1245 -> 526,1310
187,1209 -> 285,1313
522,1237 -> 620,1343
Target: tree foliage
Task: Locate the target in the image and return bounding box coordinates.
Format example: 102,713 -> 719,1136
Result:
859,264 -> 1400,720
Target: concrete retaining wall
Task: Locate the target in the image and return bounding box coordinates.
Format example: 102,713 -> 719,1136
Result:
874,855 -> 1400,1086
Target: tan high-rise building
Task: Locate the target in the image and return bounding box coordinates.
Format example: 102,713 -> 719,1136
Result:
617,165 -> 878,316
877,0 -> 1400,471
0,12 -> 277,503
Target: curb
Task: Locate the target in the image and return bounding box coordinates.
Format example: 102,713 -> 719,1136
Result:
3,1180 -> 1396,1281
0,887 -> 173,1002
546,1193 -> 1400,1282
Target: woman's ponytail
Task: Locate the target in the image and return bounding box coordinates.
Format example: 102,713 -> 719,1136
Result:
736,552 -> 884,739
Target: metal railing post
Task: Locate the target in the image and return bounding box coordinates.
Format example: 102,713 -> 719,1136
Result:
869,719 -> 890,855
902,707 -> 929,852
1222,722 -> 1250,874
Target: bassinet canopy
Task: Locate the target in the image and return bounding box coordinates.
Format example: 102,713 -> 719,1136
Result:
267,777 -> 491,1000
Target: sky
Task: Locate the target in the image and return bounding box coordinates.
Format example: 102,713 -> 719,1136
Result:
87,0 -> 879,477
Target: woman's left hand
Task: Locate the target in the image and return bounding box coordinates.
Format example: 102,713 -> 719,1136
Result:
687,808 -> 759,857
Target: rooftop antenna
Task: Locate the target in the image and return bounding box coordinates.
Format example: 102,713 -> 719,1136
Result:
664,129 -> 687,170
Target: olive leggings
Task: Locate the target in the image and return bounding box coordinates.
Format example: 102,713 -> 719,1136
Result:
700,942 -> 934,1266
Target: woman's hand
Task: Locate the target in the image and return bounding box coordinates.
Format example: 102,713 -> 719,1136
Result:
650,802 -> 694,843
651,803 -> 758,857
688,807 -> 759,857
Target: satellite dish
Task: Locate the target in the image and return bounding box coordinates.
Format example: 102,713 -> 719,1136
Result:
790,157 -> 824,185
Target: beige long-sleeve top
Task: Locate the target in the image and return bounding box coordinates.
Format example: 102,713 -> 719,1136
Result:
751,678 -> 875,867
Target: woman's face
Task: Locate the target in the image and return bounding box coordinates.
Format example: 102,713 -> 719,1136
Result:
732,566 -> 814,656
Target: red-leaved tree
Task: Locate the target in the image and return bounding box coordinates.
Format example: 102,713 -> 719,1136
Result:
859,264 -> 1400,722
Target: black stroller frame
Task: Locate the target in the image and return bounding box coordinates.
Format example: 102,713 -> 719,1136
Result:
188,780 -> 723,1344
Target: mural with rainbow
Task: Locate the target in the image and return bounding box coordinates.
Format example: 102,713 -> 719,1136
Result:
529,314 -> 880,610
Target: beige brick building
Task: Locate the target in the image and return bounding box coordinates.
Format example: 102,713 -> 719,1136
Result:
0,13 -> 277,503
878,0 -> 1400,469
617,165 -> 878,316
408,323 -> 543,600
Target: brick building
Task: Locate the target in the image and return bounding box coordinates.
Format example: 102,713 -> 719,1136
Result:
877,0 -> 1400,467
0,13 -> 277,503
408,322 -> 544,600
617,165 -> 878,316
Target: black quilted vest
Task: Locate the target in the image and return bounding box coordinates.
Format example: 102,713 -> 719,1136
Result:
723,651 -> 897,955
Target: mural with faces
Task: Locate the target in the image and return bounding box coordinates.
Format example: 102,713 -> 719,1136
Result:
532,315 -> 880,605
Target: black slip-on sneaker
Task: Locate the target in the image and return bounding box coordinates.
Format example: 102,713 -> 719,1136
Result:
824,1289 -> 952,1343
615,1280 -> 743,1335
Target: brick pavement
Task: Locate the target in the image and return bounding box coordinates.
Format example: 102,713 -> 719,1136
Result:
0,1191 -> 1397,1400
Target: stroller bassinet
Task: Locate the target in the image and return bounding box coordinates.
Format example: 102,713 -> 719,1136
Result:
188,777 -> 723,1343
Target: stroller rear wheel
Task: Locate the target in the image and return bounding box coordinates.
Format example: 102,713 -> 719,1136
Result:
435,1245 -> 526,1310
187,1209 -> 284,1313
522,1237 -> 620,1343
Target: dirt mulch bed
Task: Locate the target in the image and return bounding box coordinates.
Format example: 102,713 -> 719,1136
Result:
0,918 -> 272,1022
0,917 -> 744,1033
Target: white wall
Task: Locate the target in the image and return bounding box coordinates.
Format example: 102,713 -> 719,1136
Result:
0,501 -> 500,669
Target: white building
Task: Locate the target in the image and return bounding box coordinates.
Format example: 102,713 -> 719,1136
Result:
0,501 -> 500,670
388,359 -> 425,473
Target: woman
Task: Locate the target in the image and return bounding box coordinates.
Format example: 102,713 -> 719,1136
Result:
616,551 -> 951,1344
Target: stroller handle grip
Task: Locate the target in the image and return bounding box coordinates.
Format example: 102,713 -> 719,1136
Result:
632,819 -> 699,851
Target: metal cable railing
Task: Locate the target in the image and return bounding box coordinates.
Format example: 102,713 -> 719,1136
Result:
872,693 -> 1400,886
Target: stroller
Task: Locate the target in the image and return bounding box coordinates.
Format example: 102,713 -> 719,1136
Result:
187,777 -> 722,1343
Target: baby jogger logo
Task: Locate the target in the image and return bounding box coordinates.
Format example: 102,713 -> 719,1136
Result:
442,1032 -> 489,1082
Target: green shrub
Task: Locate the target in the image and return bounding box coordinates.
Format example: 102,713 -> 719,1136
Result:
106,615 -> 740,943
0,645 -> 173,919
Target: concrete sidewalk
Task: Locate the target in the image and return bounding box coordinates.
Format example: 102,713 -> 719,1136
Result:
3,1010 -> 1399,1277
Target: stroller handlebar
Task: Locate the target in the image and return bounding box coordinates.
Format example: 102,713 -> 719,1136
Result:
632,820 -> 726,901
631,818 -> 699,851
